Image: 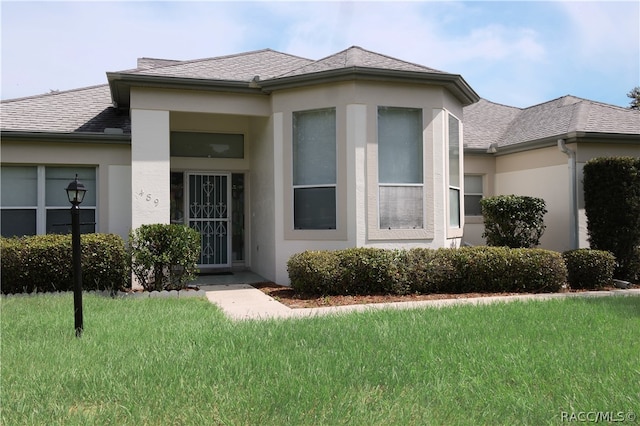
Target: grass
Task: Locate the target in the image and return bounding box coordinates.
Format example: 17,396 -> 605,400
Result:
1,294 -> 639,425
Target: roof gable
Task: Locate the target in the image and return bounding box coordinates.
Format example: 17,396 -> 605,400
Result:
278,46 -> 445,78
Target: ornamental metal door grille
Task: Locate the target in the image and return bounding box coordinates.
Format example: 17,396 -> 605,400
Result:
188,174 -> 231,267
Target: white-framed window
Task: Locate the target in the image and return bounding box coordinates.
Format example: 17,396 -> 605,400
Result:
292,108 -> 337,230
464,175 -> 484,217
1,165 -> 96,237
448,114 -> 461,228
377,106 -> 423,229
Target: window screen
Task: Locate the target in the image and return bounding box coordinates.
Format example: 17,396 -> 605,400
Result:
377,107 -> 423,229
292,108 -> 337,229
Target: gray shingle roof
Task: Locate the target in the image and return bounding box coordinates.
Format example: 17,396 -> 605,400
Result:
463,99 -> 521,149
129,49 -> 313,81
277,46 -> 445,78
464,95 -> 640,150
3,48 -> 637,149
1,85 -> 130,135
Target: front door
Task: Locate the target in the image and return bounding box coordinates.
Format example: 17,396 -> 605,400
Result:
187,173 -> 231,269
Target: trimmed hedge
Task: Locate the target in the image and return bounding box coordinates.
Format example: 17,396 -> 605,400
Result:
1,233 -> 128,294
288,247 -> 567,296
563,249 -> 616,290
583,157 -> 640,281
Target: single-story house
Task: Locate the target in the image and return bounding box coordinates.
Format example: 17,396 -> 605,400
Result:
2,46 -> 639,285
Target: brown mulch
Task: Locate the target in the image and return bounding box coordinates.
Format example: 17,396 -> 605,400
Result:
250,281 -> 603,309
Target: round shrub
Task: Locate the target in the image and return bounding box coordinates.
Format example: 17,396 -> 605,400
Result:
563,249 -> 616,290
480,195 -> 547,248
129,224 -> 201,292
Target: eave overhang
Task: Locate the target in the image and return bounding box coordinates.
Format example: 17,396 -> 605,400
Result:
108,66 -> 481,109
260,67 -> 480,106
482,132 -> 640,156
0,130 -> 131,145
107,72 -> 266,110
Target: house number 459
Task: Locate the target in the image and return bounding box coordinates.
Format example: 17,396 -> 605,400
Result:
138,189 -> 159,207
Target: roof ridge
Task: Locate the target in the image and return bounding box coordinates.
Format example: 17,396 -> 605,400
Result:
567,100 -> 586,133
128,49 -> 312,74
478,97 -> 522,111
348,45 -> 446,73
1,84 -> 110,103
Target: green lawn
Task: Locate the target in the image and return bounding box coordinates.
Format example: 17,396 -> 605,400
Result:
1,294 -> 639,425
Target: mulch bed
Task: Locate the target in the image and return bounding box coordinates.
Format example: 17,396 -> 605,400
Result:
249,281 -> 607,309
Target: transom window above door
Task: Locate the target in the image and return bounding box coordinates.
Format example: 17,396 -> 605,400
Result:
170,132 -> 244,158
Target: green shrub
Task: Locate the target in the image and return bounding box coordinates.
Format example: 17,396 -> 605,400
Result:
1,234 -> 128,294
563,249 -> 616,290
446,247 -> 566,294
288,250 -> 341,295
403,248 -> 454,294
287,247 -> 567,296
129,224 -> 201,291
583,156 -> 640,281
480,195 -> 547,248
336,248 -> 408,295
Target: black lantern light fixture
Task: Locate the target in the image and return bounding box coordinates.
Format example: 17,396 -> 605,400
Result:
66,175 -> 87,205
65,174 -> 87,337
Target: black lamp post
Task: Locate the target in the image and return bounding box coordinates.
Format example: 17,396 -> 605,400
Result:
66,175 -> 87,337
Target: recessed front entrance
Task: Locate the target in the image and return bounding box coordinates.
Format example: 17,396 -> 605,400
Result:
171,171 -> 245,270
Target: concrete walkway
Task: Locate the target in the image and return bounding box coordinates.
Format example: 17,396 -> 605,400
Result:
203,283 -> 640,321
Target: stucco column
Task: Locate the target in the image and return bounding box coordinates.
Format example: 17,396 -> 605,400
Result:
431,108 -> 446,246
272,112 -> 286,284
131,109 -> 171,229
346,104 -> 367,246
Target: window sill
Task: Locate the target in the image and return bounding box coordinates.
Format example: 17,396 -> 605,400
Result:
368,228 -> 434,241
465,216 -> 484,225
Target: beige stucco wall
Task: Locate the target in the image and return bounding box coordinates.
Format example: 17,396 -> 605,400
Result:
1,140 -> 131,240
247,115 -> 277,281
131,109 -> 170,229
463,142 -> 639,251
494,146 -> 571,251
130,87 -> 271,117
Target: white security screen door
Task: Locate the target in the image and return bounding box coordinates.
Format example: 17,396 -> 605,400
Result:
188,173 -> 231,268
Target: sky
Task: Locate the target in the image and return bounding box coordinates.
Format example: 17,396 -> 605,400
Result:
1,1 -> 639,108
